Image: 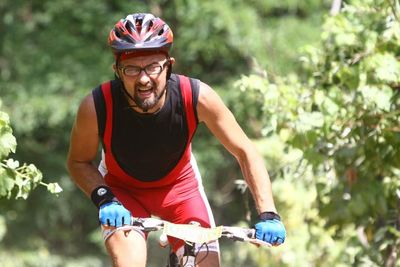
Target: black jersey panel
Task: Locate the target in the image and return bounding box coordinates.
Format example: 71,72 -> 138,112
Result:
189,78 -> 200,124
92,85 -> 106,139
110,74 -> 190,181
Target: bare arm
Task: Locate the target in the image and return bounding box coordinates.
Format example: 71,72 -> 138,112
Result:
197,82 -> 277,214
66,93 -> 106,197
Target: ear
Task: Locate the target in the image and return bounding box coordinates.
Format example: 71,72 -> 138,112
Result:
112,64 -> 121,79
166,57 -> 174,80
169,57 -> 176,66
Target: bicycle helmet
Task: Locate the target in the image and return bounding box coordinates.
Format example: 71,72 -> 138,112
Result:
108,13 -> 173,58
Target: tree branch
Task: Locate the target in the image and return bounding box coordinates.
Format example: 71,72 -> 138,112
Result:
330,0 -> 342,16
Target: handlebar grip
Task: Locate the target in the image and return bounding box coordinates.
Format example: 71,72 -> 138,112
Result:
248,228 -> 256,239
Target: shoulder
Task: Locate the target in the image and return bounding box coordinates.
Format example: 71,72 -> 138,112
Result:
170,73 -> 200,89
77,93 -> 96,123
74,86 -> 101,132
197,81 -> 229,123
169,74 -> 201,101
168,73 -> 179,87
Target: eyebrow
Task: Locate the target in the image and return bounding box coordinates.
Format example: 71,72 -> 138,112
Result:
121,61 -> 163,67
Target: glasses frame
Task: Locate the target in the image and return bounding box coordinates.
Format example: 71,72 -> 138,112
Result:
118,59 -> 170,77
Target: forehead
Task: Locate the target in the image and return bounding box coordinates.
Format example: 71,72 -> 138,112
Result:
120,53 -> 167,66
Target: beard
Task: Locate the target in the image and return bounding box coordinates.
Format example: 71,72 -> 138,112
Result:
133,83 -> 166,112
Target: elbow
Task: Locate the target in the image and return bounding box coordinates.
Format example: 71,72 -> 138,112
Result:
66,153 -> 75,174
65,154 -> 85,182
234,142 -> 259,163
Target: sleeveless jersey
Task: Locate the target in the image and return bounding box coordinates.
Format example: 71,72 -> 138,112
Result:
92,74 -> 200,189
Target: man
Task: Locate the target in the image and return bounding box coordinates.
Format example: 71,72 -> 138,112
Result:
67,13 -> 286,267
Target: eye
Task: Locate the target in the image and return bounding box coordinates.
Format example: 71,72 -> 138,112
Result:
124,66 -> 141,75
146,64 -> 161,72
148,64 -> 160,70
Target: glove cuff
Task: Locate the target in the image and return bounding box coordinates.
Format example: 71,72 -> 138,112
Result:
259,211 -> 281,221
90,185 -> 116,209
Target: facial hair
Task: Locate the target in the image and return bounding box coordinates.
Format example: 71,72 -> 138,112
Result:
133,82 -> 166,112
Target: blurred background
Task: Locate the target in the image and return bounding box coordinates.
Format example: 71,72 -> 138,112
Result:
0,0 -> 399,266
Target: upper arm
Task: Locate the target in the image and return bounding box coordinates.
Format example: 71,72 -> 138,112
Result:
67,93 -> 100,164
197,82 -> 253,158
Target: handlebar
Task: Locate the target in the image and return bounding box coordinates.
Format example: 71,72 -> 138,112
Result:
102,217 -> 271,247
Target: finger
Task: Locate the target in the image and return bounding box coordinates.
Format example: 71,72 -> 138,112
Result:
265,232 -> 273,243
122,215 -> 131,225
126,215 -> 132,225
255,227 -> 264,240
272,239 -> 279,246
272,237 -> 285,246
115,218 -> 121,227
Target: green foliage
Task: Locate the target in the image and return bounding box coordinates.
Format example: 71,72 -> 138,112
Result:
0,106 -> 62,199
164,0 -> 267,83
234,0 -> 400,265
0,110 -> 16,157
0,250 -> 108,267
0,0 -> 364,266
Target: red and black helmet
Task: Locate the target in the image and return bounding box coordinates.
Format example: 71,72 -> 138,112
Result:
108,13 -> 173,56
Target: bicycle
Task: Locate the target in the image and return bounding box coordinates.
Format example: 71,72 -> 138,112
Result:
102,217 -> 271,267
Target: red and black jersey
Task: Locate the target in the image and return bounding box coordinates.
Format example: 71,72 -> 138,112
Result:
92,74 -> 200,188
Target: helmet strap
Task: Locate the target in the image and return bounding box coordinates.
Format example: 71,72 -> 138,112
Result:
166,60 -> 172,80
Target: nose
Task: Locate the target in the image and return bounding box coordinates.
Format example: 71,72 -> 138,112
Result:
136,69 -> 151,85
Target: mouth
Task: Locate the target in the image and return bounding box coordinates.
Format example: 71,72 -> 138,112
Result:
137,87 -> 154,98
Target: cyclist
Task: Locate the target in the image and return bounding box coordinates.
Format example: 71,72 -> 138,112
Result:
67,13 -> 286,267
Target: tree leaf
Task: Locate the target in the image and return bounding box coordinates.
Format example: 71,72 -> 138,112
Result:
359,85 -> 393,111
0,132 -> 16,158
47,182 -> 63,194
295,112 -> 325,132
5,159 -> 19,169
0,169 -> 15,198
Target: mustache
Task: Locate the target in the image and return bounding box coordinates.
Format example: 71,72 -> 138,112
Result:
135,81 -> 155,91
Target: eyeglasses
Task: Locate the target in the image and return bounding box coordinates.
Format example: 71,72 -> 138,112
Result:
118,60 -> 169,77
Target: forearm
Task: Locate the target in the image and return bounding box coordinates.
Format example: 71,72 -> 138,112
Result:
68,159 -> 132,227
237,146 -> 277,214
67,160 -> 106,197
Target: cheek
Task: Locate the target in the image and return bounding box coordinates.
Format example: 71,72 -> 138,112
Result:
156,79 -> 166,89
155,73 -> 168,89
121,77 -> 136,90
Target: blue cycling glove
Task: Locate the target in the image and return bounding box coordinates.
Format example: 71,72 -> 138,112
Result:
90,185 -> 131,227
255,212 -> 286,246
99,201 -> 131,227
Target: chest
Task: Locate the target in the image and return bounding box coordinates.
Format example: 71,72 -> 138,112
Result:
111,90 -> 188,157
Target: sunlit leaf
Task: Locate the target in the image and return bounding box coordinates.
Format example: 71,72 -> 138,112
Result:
0,132 -> 16,158
47,182 -> 63,194
0,169 -> 15,198
5,159 -> 19,169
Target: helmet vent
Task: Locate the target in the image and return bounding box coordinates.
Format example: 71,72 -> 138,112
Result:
124,21 -> 134,34
158,28 -> 164,36
135,19 -> 143,33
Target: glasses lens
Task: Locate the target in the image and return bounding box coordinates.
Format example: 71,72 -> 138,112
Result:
124,66 -> 141,76
145,64 -> 162,75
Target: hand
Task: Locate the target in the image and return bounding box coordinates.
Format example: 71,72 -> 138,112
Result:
99,201 -> 131,227
255,218 -> 286,246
